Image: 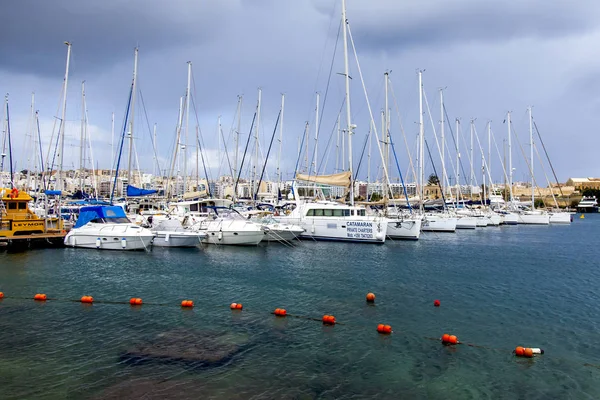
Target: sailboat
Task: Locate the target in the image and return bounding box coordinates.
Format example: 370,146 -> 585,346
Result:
417,71 -> 456,232
514,107 -> 549,225
65,48 -> 155,250
278,0 -> 387,243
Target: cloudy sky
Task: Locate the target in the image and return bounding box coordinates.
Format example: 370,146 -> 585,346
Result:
1,0 -> 599,186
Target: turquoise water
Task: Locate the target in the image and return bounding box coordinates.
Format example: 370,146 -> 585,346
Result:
0,215 -> 599,399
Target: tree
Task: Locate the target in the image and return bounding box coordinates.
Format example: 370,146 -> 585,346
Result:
427,173 -> 440,186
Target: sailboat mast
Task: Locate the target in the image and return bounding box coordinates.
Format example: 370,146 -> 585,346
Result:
183,61 -> 191,194
314,92 -> 320,177
456,118 -> 460,204
507,111 -> 513,202
127,47 -> 138,187
28,92 -> 35,191
470,119 -> 474,199
152,123 -> 157,177
277,93 -> 284,188
418,70 -> 424,210
58,42 -> 72,191
233,95 -> 243,181
529,106 -> 534,208
439,88 -> 445,198
254,88 -> 262,199
341,0 -> 354,205
384,71 -> 390,201
79,81 -> 86,190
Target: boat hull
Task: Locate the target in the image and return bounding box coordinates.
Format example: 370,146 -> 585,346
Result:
386,217 -> 422,240
549,213 -> 572,224
517,213 -> 550,225
64,223 -> 155,250
264,228 -> 304,242
421,215 -> 457,232
456,216 -> 477,229
292,218 -> 387,243
202,230 -> 265,245
153,231 -> 206,247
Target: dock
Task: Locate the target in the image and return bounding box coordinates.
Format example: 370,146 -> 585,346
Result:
0,233 -> 66,250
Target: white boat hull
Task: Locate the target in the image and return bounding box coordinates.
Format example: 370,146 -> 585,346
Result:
421,215 -> 457,232
456,216 -> 477,229
386,217 -> 422,240
264,227 -> 304,242
284,218 -> 387,243
517,213 -> 550,225
203,230 -> 265,245
64,224 -> 154,251
549,212 -> 572,224
153,231 -> 206,247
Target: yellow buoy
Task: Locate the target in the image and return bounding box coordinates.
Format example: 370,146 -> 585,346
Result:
580,214 -> 585,219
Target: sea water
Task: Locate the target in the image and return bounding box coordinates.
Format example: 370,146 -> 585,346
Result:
0,215 -> 598,399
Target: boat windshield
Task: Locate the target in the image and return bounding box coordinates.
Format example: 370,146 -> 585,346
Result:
90,217 -> 131,224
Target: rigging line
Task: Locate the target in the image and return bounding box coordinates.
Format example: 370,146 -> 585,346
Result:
533,121 -> 565,200
6,99 -> 14,188
390,138 -> 413,212
353,132 -> 370,182
443,104 -> 469,184
255,111 -> 281,200
293,123 -> 308,180
510,125 -> 544,202
138,88 -> 162,179
36,112 -> 47,191
317,98 -> 346,175
533,136 -> 558,208
219,123 -> 235,180
305,1 -> 339,118
197,134 -> 212,198
110,84 -> 134,204
424,139 -> 448,208
234,112 -> 257,200
43,82 -> 65,180
388,77 -> 417,186
190,93 -> 212,183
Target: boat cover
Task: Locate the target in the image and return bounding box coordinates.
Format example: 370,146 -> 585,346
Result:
126,185 -> 158,197
74,205 -> 127,228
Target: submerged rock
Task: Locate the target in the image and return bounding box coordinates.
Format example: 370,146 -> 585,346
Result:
120,328 -> 251,367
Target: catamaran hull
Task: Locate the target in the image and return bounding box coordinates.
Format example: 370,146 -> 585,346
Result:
386,218 -> 422,240
287,218 -> 387,243
153,231 -> 206,247
64,233 -> 154,250
202,230 -> 265,246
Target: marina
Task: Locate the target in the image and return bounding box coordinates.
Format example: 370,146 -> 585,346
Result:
0,214 -> 597,399
1,0 -> 599,398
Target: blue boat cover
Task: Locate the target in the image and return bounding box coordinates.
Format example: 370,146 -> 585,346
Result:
74,205 -> 127,229
45,190 -> 62,196
126,185 -> 158,197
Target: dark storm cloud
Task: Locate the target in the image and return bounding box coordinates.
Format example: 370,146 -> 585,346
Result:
0,0 -> 237,76
327,0 -> 600,51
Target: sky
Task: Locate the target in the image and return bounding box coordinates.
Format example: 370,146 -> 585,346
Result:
1,0 -> 599,186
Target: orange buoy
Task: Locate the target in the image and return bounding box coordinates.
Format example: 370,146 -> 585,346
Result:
80,296 -> 94,303
515,346 -> 525,357
366,293 -> 376,303
441,333 -> 459,344
274,308 -> 287,317
230,303 -> 243,310
0,292 -> 4,299
433,299 -> 441,307
181,300 -> 194,307
129,297 -> 143,305
523,348 -> 534,358
376,324 -> 392,334
322,315 -> 336,325
34,293 -> 47,301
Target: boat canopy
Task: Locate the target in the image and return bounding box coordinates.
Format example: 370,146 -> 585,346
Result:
45,190 -> 62,196
126,185 -> 158,197
295,171 -> 351,187
74,205 -> 127,228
